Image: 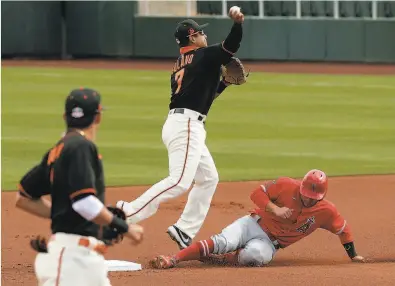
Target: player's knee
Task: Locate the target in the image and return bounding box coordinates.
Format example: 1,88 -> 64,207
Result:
238,246 -> 273,267
207,165 -> 219,184
195,169 -> 219,188
210,169 -> 219,186
178,177 -> 194,191
211,234 -> 237,255
167,175 -> 193,192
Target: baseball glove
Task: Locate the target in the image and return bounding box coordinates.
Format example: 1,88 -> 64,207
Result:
221,57 -> 249,85
30,235 -> 48,253
100,206 -> 127,245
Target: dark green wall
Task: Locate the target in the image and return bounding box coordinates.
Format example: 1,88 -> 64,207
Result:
133,17 -> 395,63
2,1 -> 62,57
365,21 -> 395,63
66,1 -> 136,57
326,21 -> 365,62
1,1 -> 136,58
2,2 -> 394,63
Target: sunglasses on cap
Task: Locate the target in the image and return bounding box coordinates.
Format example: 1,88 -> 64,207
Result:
187,30 -> 205,38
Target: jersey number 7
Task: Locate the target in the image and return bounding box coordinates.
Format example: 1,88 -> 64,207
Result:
47,143 -> 64,184
175,68 -> 185,94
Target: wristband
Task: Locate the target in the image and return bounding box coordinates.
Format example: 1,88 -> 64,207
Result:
343,242 -> 357,258
109,216 -> 129,234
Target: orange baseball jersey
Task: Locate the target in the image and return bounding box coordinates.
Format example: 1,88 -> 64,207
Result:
250,177 -> 353,248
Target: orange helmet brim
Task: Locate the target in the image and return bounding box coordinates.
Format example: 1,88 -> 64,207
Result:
300,185 -> 325,200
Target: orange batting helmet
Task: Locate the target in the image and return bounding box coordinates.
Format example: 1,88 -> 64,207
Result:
300,169 -> 328,200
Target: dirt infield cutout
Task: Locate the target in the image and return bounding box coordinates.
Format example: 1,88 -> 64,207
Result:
2,175 -> 395,285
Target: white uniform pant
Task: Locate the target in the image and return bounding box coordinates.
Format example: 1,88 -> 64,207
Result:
34,233 -> 111,286
211,215 -> 278,266
121,109 -> 219,238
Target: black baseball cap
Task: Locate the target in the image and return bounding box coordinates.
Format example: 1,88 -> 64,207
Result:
65,87 -> 103,128
174,19 -> 209,46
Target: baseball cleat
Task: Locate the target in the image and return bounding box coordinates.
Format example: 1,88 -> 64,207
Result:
167,225 -> 192,250
150,255 -> 176,269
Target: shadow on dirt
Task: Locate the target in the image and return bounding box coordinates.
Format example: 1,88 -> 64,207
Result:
143,256 -> 395,270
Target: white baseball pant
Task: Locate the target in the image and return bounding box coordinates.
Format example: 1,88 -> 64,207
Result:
119,108 -> 219,238
211,215 -> 278,266
34,233 -> 111,286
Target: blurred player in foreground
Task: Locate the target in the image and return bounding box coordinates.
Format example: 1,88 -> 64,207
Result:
16,88 -> 143,285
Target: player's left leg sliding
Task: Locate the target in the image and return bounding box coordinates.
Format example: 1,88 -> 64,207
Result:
150,215 -> 277,269
150,239 -> 216,269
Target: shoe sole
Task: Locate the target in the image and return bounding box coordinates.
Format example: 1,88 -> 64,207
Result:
149,257 -> 161,269
166,227 -> 189,250
149,256 -> 174,269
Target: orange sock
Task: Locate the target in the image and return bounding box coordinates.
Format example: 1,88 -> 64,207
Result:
175,239 -> 214,262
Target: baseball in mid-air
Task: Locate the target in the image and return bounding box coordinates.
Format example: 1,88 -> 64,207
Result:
229,6 -> 241,16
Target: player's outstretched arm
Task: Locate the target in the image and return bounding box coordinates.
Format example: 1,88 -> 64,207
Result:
338,229 -> 368,263
202,7 -> 244,67
222,6 -> 244,56
342,240 -> 365,262
72,195 -> 144,245
322,207 -> 369,263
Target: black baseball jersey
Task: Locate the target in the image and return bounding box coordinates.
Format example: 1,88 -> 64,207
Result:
169,43 -> 233,115
18,131 -> 105,238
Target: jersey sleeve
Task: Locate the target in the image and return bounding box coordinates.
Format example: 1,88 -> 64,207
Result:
250,178 -> 283,209
321,203 -> 354,244
201,44 -> 234,66
201,22 -> 242,66
18,153 -> 51,200
67,142 -> 97,202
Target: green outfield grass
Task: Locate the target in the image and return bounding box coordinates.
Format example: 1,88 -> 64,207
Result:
2,66 -> 395,190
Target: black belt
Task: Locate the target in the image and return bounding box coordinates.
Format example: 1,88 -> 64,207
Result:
172,108 -> 205,122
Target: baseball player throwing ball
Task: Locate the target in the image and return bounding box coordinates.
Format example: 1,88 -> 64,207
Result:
16,88 -> 143,285
150,169 -> 369,269
117,6 -> 248,249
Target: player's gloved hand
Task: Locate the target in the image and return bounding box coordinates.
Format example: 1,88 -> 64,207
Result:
351,255 -> 370,263
30,235 -> 49,253
124,224 -> 144,245
221,57 -> 249,85
274,207 -> 294,219
101,205 -> 142,246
